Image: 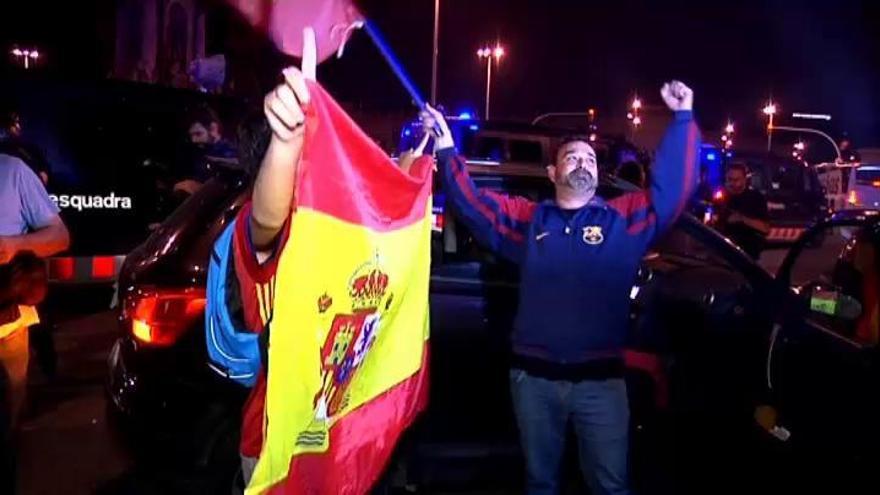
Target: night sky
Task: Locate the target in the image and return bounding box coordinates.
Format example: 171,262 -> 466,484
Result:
2,0 -> 879,147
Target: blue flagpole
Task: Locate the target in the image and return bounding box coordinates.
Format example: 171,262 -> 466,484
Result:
362,20 -> 427,110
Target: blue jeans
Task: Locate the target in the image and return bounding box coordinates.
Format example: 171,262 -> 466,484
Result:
510,369 -> 630,495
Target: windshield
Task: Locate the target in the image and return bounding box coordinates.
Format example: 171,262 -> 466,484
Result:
855,166 -> 880,185
750,163 -> 809,199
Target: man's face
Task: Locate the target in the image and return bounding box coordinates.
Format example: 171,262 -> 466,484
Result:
548,140 -> 598,195
7,114 -> 21,138
725,169 -> 748,195
188,122 -> 219,146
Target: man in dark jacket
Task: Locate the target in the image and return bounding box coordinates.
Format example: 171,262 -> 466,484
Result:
714,162 -> 770,259
424,80 -> 700,495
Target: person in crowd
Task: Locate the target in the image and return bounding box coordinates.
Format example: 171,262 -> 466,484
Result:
714,162 -> 770,259
425,81 -> 699,495
173,105 -> 238,196
616,160 -> 647,188
0,107 -> 50,186
0,148 -> 70,493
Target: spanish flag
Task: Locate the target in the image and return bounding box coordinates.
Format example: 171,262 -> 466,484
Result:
247,80 -> 432,494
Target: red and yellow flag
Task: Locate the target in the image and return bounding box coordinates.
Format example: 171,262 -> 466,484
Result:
247,81 -> 432,494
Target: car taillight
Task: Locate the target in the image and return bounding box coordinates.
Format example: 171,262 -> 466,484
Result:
848,189 -> 859,205
123,288 -> 206,346
432,207 -> 445,232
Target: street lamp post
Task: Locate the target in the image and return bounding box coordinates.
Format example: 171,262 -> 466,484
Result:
626,95 -> 642,140
722,121 -> 735,150
431,0 -> 440,105
763,101 -> 777,152
11,47 -> 39,69
477,44 -> 504,120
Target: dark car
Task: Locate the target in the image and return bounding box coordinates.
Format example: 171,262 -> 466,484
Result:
107,152 -> 880,493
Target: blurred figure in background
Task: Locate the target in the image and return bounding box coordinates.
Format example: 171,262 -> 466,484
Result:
714,162 -> 770,259
0,106 -> 50,186
174,105 -> 238,196
0,147 -> 69,493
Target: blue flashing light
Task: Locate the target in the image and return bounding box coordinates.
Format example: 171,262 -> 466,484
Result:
403,128 -> 412,137
706,152 -> 717,161
458,111 -> 473,120
469,124 -> 479,131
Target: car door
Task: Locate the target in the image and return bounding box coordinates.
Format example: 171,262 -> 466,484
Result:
420,175 -> 549,462
770,216 -> 880,460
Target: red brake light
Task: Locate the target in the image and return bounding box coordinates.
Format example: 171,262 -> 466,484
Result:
432,208 -> 445,232
713,189 -> 725,201
433,214 -> 445,232
91,256 -> 117,279
124,288 -> 206,346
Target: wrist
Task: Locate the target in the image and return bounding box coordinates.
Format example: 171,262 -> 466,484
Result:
674,110 -> 693,121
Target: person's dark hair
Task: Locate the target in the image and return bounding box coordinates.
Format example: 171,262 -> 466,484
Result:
236,110 -> 272,177
185,104 -> 221,130
0,101 -> 19,130
726,161 -> 749,175
617,161 -> 646,188
554,134 -> 592,161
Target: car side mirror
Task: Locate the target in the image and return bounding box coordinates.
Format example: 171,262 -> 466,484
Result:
806,283 -> 863,321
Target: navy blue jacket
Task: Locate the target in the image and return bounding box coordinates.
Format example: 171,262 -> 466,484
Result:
438,111 -> 700,369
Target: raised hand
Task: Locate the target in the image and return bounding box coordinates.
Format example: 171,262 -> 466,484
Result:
263,27 -> 316,143
660,80 -> 694,112
421,105 -> 454,150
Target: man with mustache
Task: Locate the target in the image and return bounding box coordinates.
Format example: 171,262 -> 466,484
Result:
424,80 -> 699,495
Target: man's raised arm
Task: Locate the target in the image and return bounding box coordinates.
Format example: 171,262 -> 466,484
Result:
424,105 -> 537,264
649,81 -> 701,236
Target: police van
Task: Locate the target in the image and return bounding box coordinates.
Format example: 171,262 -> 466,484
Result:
1,75 -> 243,291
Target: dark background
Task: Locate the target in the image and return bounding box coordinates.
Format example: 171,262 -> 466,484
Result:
2,0 -> 878,145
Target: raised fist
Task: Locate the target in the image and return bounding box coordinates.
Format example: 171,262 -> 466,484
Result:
660,80 -> 694,112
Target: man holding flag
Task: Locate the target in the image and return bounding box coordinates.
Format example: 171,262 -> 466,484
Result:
208,37 -> 434,493
424,81 -> 699,495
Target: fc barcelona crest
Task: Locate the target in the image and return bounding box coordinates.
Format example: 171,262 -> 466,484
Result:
582,226 -> 604,245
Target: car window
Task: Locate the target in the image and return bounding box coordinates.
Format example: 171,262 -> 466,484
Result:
466,136 -> 505,162
788,225 -> 879,345
508,139 -> 544,163
855,166 -> 880,185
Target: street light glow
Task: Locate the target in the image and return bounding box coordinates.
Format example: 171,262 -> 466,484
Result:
10,46 -> 41,69
763,103 -> 777,116
478,45 -> 505,60
725,122 -> 735,134
632,115 -> 642,126
632,97 -> 642,110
